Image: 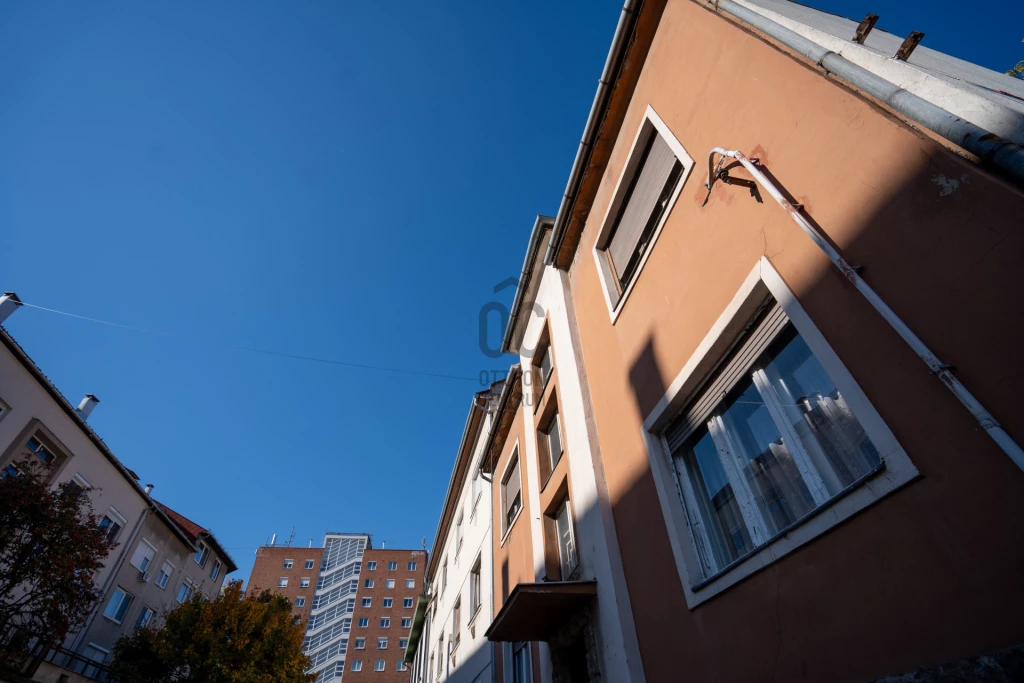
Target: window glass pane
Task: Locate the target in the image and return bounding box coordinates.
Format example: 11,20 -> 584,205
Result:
680,427 -> 753,567
555,503 -> 576,580
547,414 -> 563,468
717,380 -> 815,535
759,328 -> 881,492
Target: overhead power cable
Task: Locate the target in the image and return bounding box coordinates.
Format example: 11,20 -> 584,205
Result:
16,301 -> 478,383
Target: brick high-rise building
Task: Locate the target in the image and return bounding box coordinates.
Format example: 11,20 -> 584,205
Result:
247,535 -> 425,683
247,545 -> 325,626
344,549 -> 426,683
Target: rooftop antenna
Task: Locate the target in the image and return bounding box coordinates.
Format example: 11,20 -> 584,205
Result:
286,527 -> 295,547
421,537 -> 427,550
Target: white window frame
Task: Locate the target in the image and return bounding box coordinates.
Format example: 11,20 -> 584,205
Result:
299,577 -> 310,588
385,578 -> 395,589
157,560 -> 174,589
176,578 -> 194,603
283,558 -> 293,569
403,597 -> 414,608
102,587 -> 134,624
100,507 -> 128,541
407,561 -> 417,571
129,538 -> 157,573
194,540 -> 210,568
210,559 -> 222,581
354,637 -> 366,650
388,561 -> 398,570
304,559 -> 315,569
399,638 -> 409,649
378,637 -> 388,649
295,597 -> 306,607
351,659 -> 363,672
362,598 -> 372,608
380,617 -> 391,628
367,560 -> 377,570
592,105 -> 695,324
401,617 -> 412,628
364,578 -> 374,588
375,659 -> 386,672
641,257 -> 918,608
383,598 -> 393,608
405,578 -> 415,589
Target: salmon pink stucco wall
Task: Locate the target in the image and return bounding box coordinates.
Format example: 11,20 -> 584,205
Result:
564,1 -> 1024,681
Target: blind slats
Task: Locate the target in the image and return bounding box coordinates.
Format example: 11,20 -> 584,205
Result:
664,303 -> 789,454
607,134 -> 678,277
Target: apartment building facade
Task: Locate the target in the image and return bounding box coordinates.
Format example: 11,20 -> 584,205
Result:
0,294 -> 235,680
344,549 -> 425,683
246,545 -> 326,626
247,534 -> 427,682
405,384 -> 500,683
481,1 -> 1024,682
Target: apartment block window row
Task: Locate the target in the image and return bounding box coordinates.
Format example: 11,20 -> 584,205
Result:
317,560 -> 359,590
306,636 -> 347,669
304,620 -> 349,652
306,601 -> 353,631
312,579 -> 358,610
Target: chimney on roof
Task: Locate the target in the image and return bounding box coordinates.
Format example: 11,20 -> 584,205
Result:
0,292 -> 22,324
144,484 -> 154,494
77,394 -> 100,421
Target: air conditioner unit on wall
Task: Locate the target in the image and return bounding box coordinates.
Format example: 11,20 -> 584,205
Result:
138,570 -> 151,582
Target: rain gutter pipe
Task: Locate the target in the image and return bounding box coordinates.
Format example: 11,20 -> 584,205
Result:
705,146 -> 1024,473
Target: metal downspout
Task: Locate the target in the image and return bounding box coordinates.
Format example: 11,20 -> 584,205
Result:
704,147 -> 1024,472
708,0 -> 1024,185
544,0 -> 641,267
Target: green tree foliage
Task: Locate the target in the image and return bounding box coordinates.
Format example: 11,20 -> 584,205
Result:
1007,60 -> 1024,79
109,581 -> 313,683
0,460 -> 117,665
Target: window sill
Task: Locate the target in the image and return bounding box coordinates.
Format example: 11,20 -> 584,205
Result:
101,615 -> 123,625
684,460 -> 917,608
468,605 -> 482,626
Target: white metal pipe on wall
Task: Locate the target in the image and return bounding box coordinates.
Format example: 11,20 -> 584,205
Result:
704,146 -> 1024,473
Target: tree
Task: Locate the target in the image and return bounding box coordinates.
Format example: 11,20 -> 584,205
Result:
0,460 -> 117,667
1007,60 -> 1024,80
109,581 -> 314,683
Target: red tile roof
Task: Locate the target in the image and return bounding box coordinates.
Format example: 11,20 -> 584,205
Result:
155,501 -> 238,573
155,502 -> 207,544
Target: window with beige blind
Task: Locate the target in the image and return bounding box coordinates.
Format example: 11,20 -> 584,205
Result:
593,106 -> 694,319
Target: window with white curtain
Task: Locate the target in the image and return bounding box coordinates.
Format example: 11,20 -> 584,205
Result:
665,300 -> 886,578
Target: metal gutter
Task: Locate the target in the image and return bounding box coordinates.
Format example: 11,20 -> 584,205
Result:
707,0 -> 1024,186
544,0 -> 643,267
501,216 -> 554,355
704,146 -> 1024,472
479,365 -> 523,475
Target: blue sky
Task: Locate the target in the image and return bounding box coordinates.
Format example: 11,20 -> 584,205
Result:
1,1 -> 1020,583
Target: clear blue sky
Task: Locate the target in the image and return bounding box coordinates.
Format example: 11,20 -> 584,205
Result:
1,1 -> 1019,583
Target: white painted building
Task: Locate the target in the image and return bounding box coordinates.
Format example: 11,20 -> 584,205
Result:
407,383 -> 501,683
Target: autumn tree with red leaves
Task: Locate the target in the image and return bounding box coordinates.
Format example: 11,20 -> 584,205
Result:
0,460 -> 117,667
